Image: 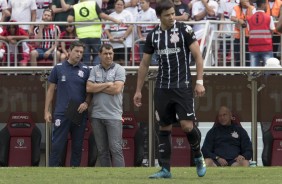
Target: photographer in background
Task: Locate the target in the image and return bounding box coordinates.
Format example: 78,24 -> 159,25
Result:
231,0 -> 256,66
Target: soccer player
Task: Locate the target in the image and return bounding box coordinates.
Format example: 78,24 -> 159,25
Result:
133,0 -> 206,179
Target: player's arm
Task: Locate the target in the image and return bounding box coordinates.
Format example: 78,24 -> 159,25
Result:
133,53 -> 151,107
189,41 -> 205,97
136,53 -> 151,93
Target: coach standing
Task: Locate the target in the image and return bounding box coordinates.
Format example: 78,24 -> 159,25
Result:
44,41 -> 92,166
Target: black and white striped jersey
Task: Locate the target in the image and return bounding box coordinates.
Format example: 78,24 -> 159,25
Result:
144,21 -> 197,89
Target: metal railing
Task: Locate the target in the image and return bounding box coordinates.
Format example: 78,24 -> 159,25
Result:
1,20 -> 281,67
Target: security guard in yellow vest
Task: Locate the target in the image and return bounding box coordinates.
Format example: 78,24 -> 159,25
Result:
67,0 -> 120,66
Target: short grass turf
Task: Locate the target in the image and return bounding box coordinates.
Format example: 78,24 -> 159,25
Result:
0,167 -> 281,184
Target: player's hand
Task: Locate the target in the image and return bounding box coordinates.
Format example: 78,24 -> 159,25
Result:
194,84 -> 205,97
133,92 -> 142,107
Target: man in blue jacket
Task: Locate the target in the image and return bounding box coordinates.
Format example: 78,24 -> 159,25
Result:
201,106 -> 253,167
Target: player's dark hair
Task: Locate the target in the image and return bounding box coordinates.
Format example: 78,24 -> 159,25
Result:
155,0 -> 174,17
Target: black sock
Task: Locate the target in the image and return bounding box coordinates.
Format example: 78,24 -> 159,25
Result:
158,130 -> 171,171
186,126 -> 202,158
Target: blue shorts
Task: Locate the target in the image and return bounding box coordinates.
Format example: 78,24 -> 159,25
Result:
36,48 -> 54,60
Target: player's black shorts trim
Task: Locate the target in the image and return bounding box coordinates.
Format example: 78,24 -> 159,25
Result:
154,88 -> 196,127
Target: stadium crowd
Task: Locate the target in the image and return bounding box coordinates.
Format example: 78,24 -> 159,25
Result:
0,0 -> 281,66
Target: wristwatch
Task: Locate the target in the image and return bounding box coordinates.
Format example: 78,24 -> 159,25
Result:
215,156 -> 220,160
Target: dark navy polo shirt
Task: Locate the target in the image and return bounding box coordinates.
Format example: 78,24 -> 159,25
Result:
48,61 -> 90,115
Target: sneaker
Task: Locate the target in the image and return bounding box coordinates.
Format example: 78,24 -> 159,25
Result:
194,156 -> 207,177
148,168 -> 172,179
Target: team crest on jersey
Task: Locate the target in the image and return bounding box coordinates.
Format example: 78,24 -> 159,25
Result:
155,30 -> 162,34
55,119 -> 61,127
78,70 -> 84,78
231,131 -> 239,138
61,75 -> 66,81
170,32 -> 179,43
185,25 -> 194,35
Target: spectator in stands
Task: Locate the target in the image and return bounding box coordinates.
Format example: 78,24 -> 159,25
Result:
45,41 -> 91,167
192,0 -> 219,43
0,0 -> 10,23
7,0 -> 37,35
36,0 -> 52,22
247,0 -> 275,66
59,24 -> 77,61
201,106 -> 253,167
52,0 -> 79,32
104,0 -> 134,66
86,43 -> 126,167
67,0 -> 121,66
217,0 -> 239,64
0,20 -> 30,66
134,0 -> 206,179
30,9 -> 61,66
265,0 -> 281,59
174,0 -> 190,21
231,0 -> 256,66
124,0 -> 138,21
101,0 -> 115,15
276,6 -> 282,33
136,0 -> 158,65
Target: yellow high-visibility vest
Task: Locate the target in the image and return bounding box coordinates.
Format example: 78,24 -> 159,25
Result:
74,1 -> 102,38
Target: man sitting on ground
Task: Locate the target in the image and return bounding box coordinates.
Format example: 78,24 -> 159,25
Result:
201,106 -> 253,167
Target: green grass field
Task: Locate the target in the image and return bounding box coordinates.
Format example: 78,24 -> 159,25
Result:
0,167 -> 282,184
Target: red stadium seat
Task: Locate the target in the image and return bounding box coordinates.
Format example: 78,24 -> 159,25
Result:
171,125 -> 192,166
270,116 -> 282,166
0,112 -> 41,166
65,120 -> 96,167
122,113 -> 144,167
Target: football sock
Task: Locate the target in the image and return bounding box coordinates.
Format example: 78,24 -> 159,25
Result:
186,125 -> 202,158
158,130 -> 171,171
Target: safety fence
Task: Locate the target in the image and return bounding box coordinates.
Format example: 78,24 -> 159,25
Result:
1,21 -> 281,67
